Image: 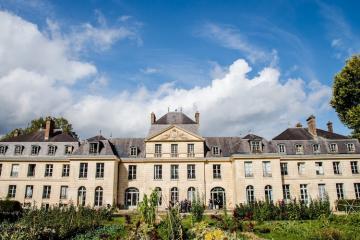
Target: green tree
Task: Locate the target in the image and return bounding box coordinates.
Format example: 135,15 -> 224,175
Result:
330,55 -> 360,139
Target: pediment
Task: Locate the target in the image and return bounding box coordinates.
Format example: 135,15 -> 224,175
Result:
146,125 -> 204,142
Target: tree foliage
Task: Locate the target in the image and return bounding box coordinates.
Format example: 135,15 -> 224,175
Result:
330,55 -> 360,139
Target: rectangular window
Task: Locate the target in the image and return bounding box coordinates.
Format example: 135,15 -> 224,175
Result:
60,186 -> 68,199
347,143 -> 355,152
10,164 -> 19,177
262,161 -> 272,177
333,162 -> 341,175
278,144 -> 286,153
27,164 -> 36,177
96,163 -> 104,178
187,144 -> 195,157
212,146 -> 220,156
300,184 -> 308,204
45,164 -> 53,177
313,144 -> 320,153
213,164 -> 221,179
315,162 -> 324,175
48,145 -> 56,155
154,165 -> 162,180
89,143 -> 98,154
329,143 -> 338,153
170,164 -> 179,180
318,184 -> 326,201
298,162 -> 305,175
14,145 -> 23,155
154,144 -> 162,157
42,185 -> 51,199
354,183 -> 360,199
244,162 -> 253,177
280,163 -> 288,176
79,163 -> 88,178
128,165 -> 137,180
0,145 -> 7,155
336,183 -> 344,199
31,145 -> 40,155
8,185 -> 16,198
251,141 -> 261,152
130,146 -> 138,157
171,144 -> 178,157
295,144 -> 304,154
25,185 -> 33,198
62,164 -> 70,177
282,184 -> 291,200
351,161 -> 359,174
0,164 -> 2,176
187,164 -> 196,179
64,145 -> 73,155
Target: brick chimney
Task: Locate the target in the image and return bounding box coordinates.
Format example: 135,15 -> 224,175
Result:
306,115 -> 317,136
327,121 -> 333,133
195,111 -> 200,124
44,116 -> 55,141
151,112 -> 156,124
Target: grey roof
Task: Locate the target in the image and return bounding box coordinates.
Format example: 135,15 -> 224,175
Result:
154,112 -> 196,124
72,138 -> 116,156
110,138 -> 145,158
147,124 -> 199,138
242,134 -> 263,140
273,128 -> 349,140
0,130 -> 78,142
87,135 -> 107,142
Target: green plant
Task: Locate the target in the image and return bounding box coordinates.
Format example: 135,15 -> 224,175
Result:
191,192 -> 205,223
137,189 -> 159,226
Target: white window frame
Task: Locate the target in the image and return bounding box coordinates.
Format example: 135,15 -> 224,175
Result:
351,161 -> 359,174
244,161 -> 253,177
42,185 -> 51,199
0,145 -> 7,155
95,163 -> 104,178
264,185 -> 273,202
170,164 -> 179,180
89,142 -> 99,154
262,161 -> 272,177
295,144 -> 304,154
354,183 -> 360,199
14,145 -> 23,155
251,141 -> 261,153
187,164 -> 196,179
187,143 -> 195,157
333,161 -> 342,175
246,185 -> 255,203
47,145 -> 56,155
318,184 -> 326,201
25,185 -> 33,199
60,186 -> 68,199
154,144 -> 162,157
315,162 -> 324,175
213,164 -> 221,179
171,144 -> 178,158
94,186 -> 103,207
300,184 -> 308,204
278,144 -> 286,154
312,144 -> 320,153
282,184 -> 291,200
128,165 -> 137,180
79,163 -> 88,178
64,145 -> 73,155
154,165 -> 162,180
329,143 -> 338,153
336,183 -> 345,199
130,146 -> 138,157
10,164 -> 19,177
298,162 -> 305,175
8,185 -> 16,198
280,162 -> 288,176
62,164 -> 70,177
27,164 -> 36,177
212,146 -> 220,156
45,164 -> 53,177
31,145 -> 40,155
346,143 -> 355,153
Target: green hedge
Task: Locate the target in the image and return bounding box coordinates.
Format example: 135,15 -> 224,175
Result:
336,199 -> 360,212
0,200 -> 22,223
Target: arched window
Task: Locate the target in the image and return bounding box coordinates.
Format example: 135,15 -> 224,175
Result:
246,185 -> 255,203
264,185 -> 273,202
210,187 -> 226,209
187,187 -> 196,202
78,186 -> 86,206
170,187 -> 178,204
125,187 -> 139,207
94,186 -> 103,207
155,187 -> 162,206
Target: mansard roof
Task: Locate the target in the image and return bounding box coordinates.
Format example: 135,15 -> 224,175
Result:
0,130 -> 78,142
87,135 -> 107,142
273,127 -> 349,140
72,136 -> 116,156
242,134 -> 263,140
154,112 -> 196,124
111,138 -> 145,158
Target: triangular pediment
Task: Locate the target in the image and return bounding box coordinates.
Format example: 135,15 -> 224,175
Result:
146,125 -> 204,142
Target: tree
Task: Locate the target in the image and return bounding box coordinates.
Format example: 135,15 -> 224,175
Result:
330,55 -> 360,139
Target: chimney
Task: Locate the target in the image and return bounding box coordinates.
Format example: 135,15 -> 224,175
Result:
151,112 -> 156,124
295,122 -> 303,128
44,116 -> 55,141
195,111 -> 200,124
306,115 -> 317,136
327,121 -> 333,133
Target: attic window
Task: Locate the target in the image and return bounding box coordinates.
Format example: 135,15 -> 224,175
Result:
65,145 -> 73,155
31,145 -> 40,155
130,146 -> 138,157
250,141 -> 262,153
14,145 -> 24,155
212,146 -> 220,156
347,143 -> 355,153
295,144 -> 304,154
312,144 -> 320,154
0,145 -> 7,155
48,145 -> 57,155
89,143 -> 99,154
329,143 -> 338,153
277,144 -> 286,154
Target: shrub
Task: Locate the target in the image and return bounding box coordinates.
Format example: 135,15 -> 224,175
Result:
137,189 -> 159,226
0,200 -> 23,223
336,199 -> 360,212
191,192 -> 205,222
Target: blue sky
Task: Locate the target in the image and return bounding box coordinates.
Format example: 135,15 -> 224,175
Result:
0,0 -> 358,138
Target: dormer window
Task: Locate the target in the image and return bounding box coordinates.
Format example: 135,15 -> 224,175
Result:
212,146 -> 220,156
47,145 -> 57,155
89,142 -> 99,154
130,146 -> 138,157
329,143 -> 338,153
31,145 -> 40,155
347,143 -> 355,153
295,144 -> 304,154
250,141 -> 262,153
278,144 -> 286,154
0,145 -> 7,155
14,145 -> 24,155
312,144 -> 320,154
65,145 -> 73,155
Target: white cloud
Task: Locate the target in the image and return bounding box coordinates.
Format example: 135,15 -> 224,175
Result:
141,67 -> 161,74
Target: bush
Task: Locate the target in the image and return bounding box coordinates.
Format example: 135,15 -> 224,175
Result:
72,225 -> 126,240
191,192 -> 205,222
336,199 -> 360,212
0,200 -> 22,223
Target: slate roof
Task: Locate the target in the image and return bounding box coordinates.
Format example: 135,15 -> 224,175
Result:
72,136 -> 116,156
111,138 -> 145,158
0,130 -> 78,142
154,112 -> 196,124
273,128 -> 349,141
87,135 -> 107,142
147,124 -> 200,138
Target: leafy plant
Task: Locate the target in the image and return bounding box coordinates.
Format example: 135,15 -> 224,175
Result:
191,192 -> 205,223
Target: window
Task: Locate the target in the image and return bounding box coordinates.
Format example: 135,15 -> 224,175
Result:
8,185 -> 16,198
347,143 -> 355,152
295,144 -> 304,154
318,184 -> 327,201
251,141 -> 262,153
10,164 -> 19,177
25,185 -> 33,198
130,146 -> 138,157
171,144 -> 178,157
351,161 -> 359,174
246,185 -> 255,203
313,144 -> 320,153
336,183 -> 344,199
14,145 -> 23,155
187,164 -> 196,179
78,186 -> 86,206
125,188 -> 139,207
60,186 -> 68,199
47,145 -> 56,155
280,163 -> 288,176
171,165 -> 179,180
187,187 -> 196,202
27,164 -> 36,177
170,187 -> 179,204
155,187 -> 162,206
262,161 -> 272,177
62,164 -> 70,177
94,186 -> 103,207
244,162 -> 253,177
96,163 -> 104,178
128,165 -> 137,180
300,184 -> 308,204
315,162 -> 324,175
354,183 -> 360,199
283,184 -> 291,200
0,145 -> 7,155
297,162 -> 305,175
64,145 -> 73,155
278,144 -> 286,154
154,165 -> 162,180
89,142 -> 98,154
79,163 -> 88,178
31,145 -> 40,155
154,144 -> 162,157
187,144 -> 195,157
213,164 -> 221,179
0,164 -> 2,176
42,185 -> 51,199
329,143 -> 338,153
333,162 -> 341,175
212,146 -> 220,156
264,185 -> 273,202
45,164 -> 53,177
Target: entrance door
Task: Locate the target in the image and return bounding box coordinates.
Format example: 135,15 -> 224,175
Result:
125,188 -> 139,208
210,187 -> 225,209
